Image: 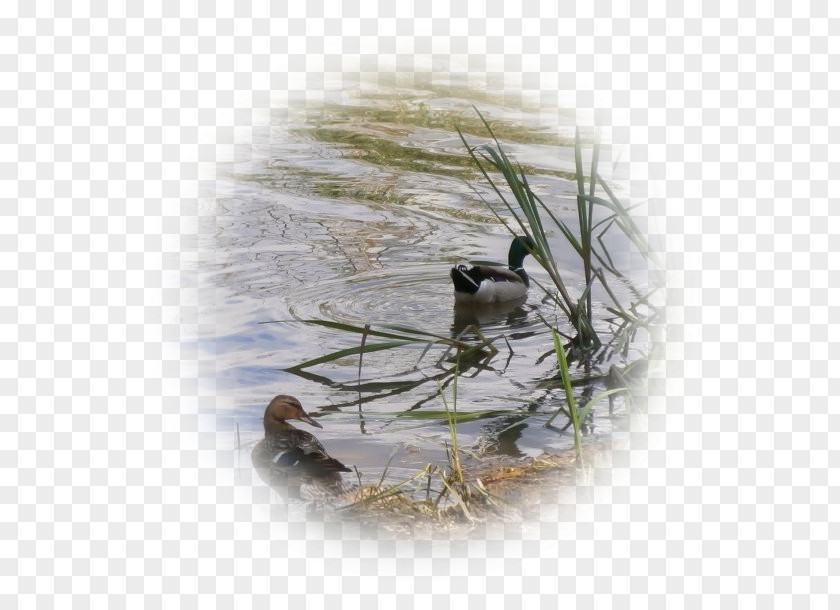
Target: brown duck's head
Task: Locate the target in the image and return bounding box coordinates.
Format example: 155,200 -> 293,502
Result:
263,395 -> 323,435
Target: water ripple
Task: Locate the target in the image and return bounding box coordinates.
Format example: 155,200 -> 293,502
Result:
286,264 -> 547,340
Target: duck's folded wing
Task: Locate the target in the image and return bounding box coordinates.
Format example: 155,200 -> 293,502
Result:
286,429 -> 328,455
275,430 -> 351,473
275,447 -> 351,473
474,265 -> 524,283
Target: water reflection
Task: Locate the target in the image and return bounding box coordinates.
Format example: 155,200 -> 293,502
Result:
450,297 -> 530,338
480,416 -> 530,459
204,82 -> 646,497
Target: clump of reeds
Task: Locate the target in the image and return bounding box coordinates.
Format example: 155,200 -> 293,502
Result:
547,329 -> 628,460
283,107 -> 661,485
457,108 -> 661,352
456,107 -> 661,455
339,353 -> 498,523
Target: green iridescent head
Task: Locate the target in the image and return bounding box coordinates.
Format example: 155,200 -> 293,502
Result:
507,235 -> 536,269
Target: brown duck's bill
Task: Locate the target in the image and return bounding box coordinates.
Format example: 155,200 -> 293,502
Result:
299,413 -> 323,428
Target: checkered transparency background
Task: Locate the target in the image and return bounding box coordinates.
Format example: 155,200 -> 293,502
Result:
2,0 -> 836,607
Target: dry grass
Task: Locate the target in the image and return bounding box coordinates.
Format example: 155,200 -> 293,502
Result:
334,442 -> 610,535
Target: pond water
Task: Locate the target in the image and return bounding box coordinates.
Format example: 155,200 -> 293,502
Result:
196,76 -> 650,505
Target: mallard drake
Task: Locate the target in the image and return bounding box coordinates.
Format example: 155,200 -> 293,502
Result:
450,235 -> 536,305
251,395 -> 351,476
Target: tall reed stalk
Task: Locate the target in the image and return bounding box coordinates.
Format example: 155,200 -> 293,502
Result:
548,330 -> 627,461
458,108 -> 661,353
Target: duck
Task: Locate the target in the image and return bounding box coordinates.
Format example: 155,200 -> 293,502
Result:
450,235 -> 536,305
251,395 -> 351,479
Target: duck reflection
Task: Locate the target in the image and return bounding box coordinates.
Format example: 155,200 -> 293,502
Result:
478,415 -> 530,459
450,296 -> 529,338
251,395 -> 352,499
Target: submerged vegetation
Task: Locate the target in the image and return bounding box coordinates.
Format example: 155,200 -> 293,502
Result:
265,104 -> 662,521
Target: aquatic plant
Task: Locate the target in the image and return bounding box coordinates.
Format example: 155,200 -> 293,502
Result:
341,353 -> 500,523
547,329 -> 628,460
457,108 -> 661,352
453,108 -> 662,456
277,106 -> 661,490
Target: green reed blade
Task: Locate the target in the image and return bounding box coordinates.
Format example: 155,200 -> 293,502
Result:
285,340 -> 414,371
395,409 -> 509,422
577,387 -> 628,422
298,319 -> 426,342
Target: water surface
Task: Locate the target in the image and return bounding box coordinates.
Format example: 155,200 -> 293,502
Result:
197,78 -> 647,502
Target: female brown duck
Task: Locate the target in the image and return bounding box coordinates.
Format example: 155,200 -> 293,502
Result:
251,395 -> 351,479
